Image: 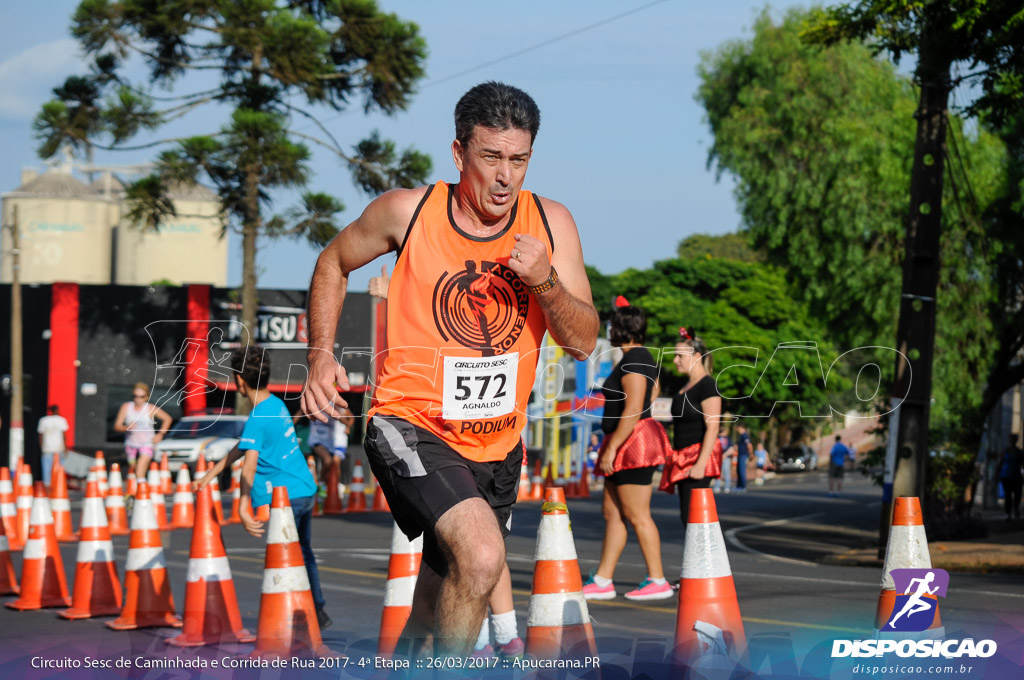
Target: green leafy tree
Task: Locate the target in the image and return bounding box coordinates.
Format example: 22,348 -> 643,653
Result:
983,112 -> 1024,425
802,0 -> 1024,501
34,0 -> 431,353
676,232 -> 764,263
697,9 -> 1008,503
603,256 -> 850,440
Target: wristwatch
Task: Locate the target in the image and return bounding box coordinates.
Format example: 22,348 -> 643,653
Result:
527,266 -> 559,295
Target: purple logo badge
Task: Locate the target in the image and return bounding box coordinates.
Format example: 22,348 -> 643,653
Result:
886,568 -> 949,632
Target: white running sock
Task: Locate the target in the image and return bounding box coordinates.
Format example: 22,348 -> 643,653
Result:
474,617 -> 490,650
592,574 -> 612,587
649,577 -> 668,585
490,610 -> 518,645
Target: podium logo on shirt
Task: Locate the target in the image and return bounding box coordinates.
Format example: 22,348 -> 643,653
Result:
433,260 -> 529,357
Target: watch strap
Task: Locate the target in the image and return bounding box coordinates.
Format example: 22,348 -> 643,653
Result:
527,267 -> 559,295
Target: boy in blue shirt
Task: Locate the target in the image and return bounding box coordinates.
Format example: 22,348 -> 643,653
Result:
232,347 -> 331,630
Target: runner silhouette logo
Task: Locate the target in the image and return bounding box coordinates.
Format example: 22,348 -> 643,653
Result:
432,260 -> 529,357
886,568 -> 949,632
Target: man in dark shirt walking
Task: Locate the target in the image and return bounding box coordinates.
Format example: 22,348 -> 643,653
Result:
734,424 -> 751,492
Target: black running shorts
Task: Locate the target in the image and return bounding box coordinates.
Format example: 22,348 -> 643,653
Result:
363,415 -> 522,574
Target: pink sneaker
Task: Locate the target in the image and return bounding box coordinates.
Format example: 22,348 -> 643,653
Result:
624,577 -> 674,601
471,644 -> 494,659
582,574 -> 616,600
495,637 -> 524,659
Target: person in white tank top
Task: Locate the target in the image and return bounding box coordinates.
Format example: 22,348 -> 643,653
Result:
114,382 -> 172,482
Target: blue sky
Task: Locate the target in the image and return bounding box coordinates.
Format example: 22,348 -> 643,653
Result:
0,1 -> 806,292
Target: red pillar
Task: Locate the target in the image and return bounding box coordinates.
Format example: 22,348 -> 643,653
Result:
48,283 -> 80,447
184,285 -> 211,416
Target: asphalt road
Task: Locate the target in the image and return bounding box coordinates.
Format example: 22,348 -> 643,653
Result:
1,463 -> 1021,679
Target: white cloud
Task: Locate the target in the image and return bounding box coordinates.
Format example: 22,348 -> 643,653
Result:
0,38 -> 81,120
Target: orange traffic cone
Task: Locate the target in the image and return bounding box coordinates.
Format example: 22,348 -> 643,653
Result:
371,475 -> 390,512
167,482 -> 255,646
50,465 -> 76,542
147,464 -> 168,530
227,462 -> 242,525
241,496 -> 271,523
171,467 -> 195,529
0,496 -> 19,595
378,522 -> 422,656
529,459 -> 545,502
347,462 -> 367,512
524,487 -> 597,660
159,453 -> 173,495
0,468 -> 18,550
516,452 -> 532,502
6,483 -> 71,610
94,451 -> 109,497
107,482 -> 183,630
673,488 -> 746,667
578,461 -> 591,499
106,463 -> 130,536
14,465 -> 34,550
210,475 -> 225,526
48,456 -> 61,494
568,458 -> 582,498
60,470 -> 122,619
251,486 -> 332,660
322,460 -> 344,515
126,471 -> 138,498
874,497 -> 944,639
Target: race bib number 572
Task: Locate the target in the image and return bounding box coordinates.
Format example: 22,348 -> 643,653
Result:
442,353 -> 518,421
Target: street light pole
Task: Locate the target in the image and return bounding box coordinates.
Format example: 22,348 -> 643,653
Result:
6,205 -> 24,471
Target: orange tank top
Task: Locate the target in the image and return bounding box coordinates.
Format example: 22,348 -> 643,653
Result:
369,181 -> 553,462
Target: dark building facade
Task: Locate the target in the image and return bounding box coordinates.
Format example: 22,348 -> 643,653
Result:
0,282 -> 377,472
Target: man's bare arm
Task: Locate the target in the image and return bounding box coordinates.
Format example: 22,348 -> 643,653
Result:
303,187 -> 425,421
507,198 -> 598,360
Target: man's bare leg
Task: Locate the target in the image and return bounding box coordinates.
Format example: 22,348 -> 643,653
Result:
433,497 -> 506,656
402,558 -> 443,656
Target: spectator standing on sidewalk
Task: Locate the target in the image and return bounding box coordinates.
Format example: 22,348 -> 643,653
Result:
37,405 -> 70,486
753,441 -> 772,485
714,435 -> 734,494
827,435 -> 855,497
999,434 -> 1023,520
734,424 -> 751,492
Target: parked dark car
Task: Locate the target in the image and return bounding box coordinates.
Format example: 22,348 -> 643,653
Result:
774,444 -> 815,472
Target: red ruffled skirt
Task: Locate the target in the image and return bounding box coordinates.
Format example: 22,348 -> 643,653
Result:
659,438 -> 723,493
596,418 -> 670,476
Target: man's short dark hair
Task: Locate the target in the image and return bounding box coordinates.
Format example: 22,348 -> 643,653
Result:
835,435 -> 842,441
609,306 -> 647,345
455,82 -> 541,147
47,404 -> 59,415
231,347 -> 270,390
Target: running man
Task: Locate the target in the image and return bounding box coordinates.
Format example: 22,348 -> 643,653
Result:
888,572 -> 940,628
302,82 -> 599,655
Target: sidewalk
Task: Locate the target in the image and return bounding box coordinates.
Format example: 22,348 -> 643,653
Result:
823,507 -> 1024,574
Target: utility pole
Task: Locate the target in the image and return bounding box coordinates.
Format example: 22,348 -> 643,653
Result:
6,206 -> 24,471
883,11 -> 952,551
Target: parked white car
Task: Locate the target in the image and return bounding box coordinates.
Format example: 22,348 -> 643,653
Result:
155,415 -> 246,477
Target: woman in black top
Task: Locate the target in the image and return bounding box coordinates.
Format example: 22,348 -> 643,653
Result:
661,327 -> 723,525
582,305 -> 673,602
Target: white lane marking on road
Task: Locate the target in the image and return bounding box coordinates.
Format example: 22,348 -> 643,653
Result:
725,512 -> 824,567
